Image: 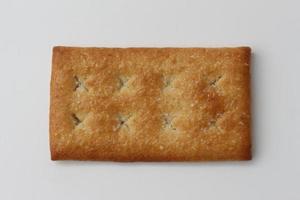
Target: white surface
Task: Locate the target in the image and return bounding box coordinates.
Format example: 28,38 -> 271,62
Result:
0,0 -> 299,199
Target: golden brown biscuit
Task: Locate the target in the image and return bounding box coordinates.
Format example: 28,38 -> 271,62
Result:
50,46 -> 251,161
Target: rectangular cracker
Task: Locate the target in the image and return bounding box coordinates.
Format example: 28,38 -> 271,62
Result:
50,46 -> 251,161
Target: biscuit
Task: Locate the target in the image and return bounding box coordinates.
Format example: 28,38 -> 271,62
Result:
50,46 -> 251,161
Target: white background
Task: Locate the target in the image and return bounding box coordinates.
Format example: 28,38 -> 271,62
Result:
0,0 -> 299,199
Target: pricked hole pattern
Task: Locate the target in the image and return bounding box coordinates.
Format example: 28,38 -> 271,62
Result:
71,74 -> 225,133
162,114 -> 177,131
74,76 -> 88,91
114,114 -> 131,131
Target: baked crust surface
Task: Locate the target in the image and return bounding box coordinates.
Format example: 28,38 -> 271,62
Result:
50,47 -> 251,161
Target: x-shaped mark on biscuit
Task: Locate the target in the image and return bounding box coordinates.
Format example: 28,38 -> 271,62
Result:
72,113 -> 82,126
74,76 -> 88,91
162,114 -> 176,131
162,76 -> 174,90
114,114 -> 131,131
208,75 -> 222,87
118,76 -> 129,91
